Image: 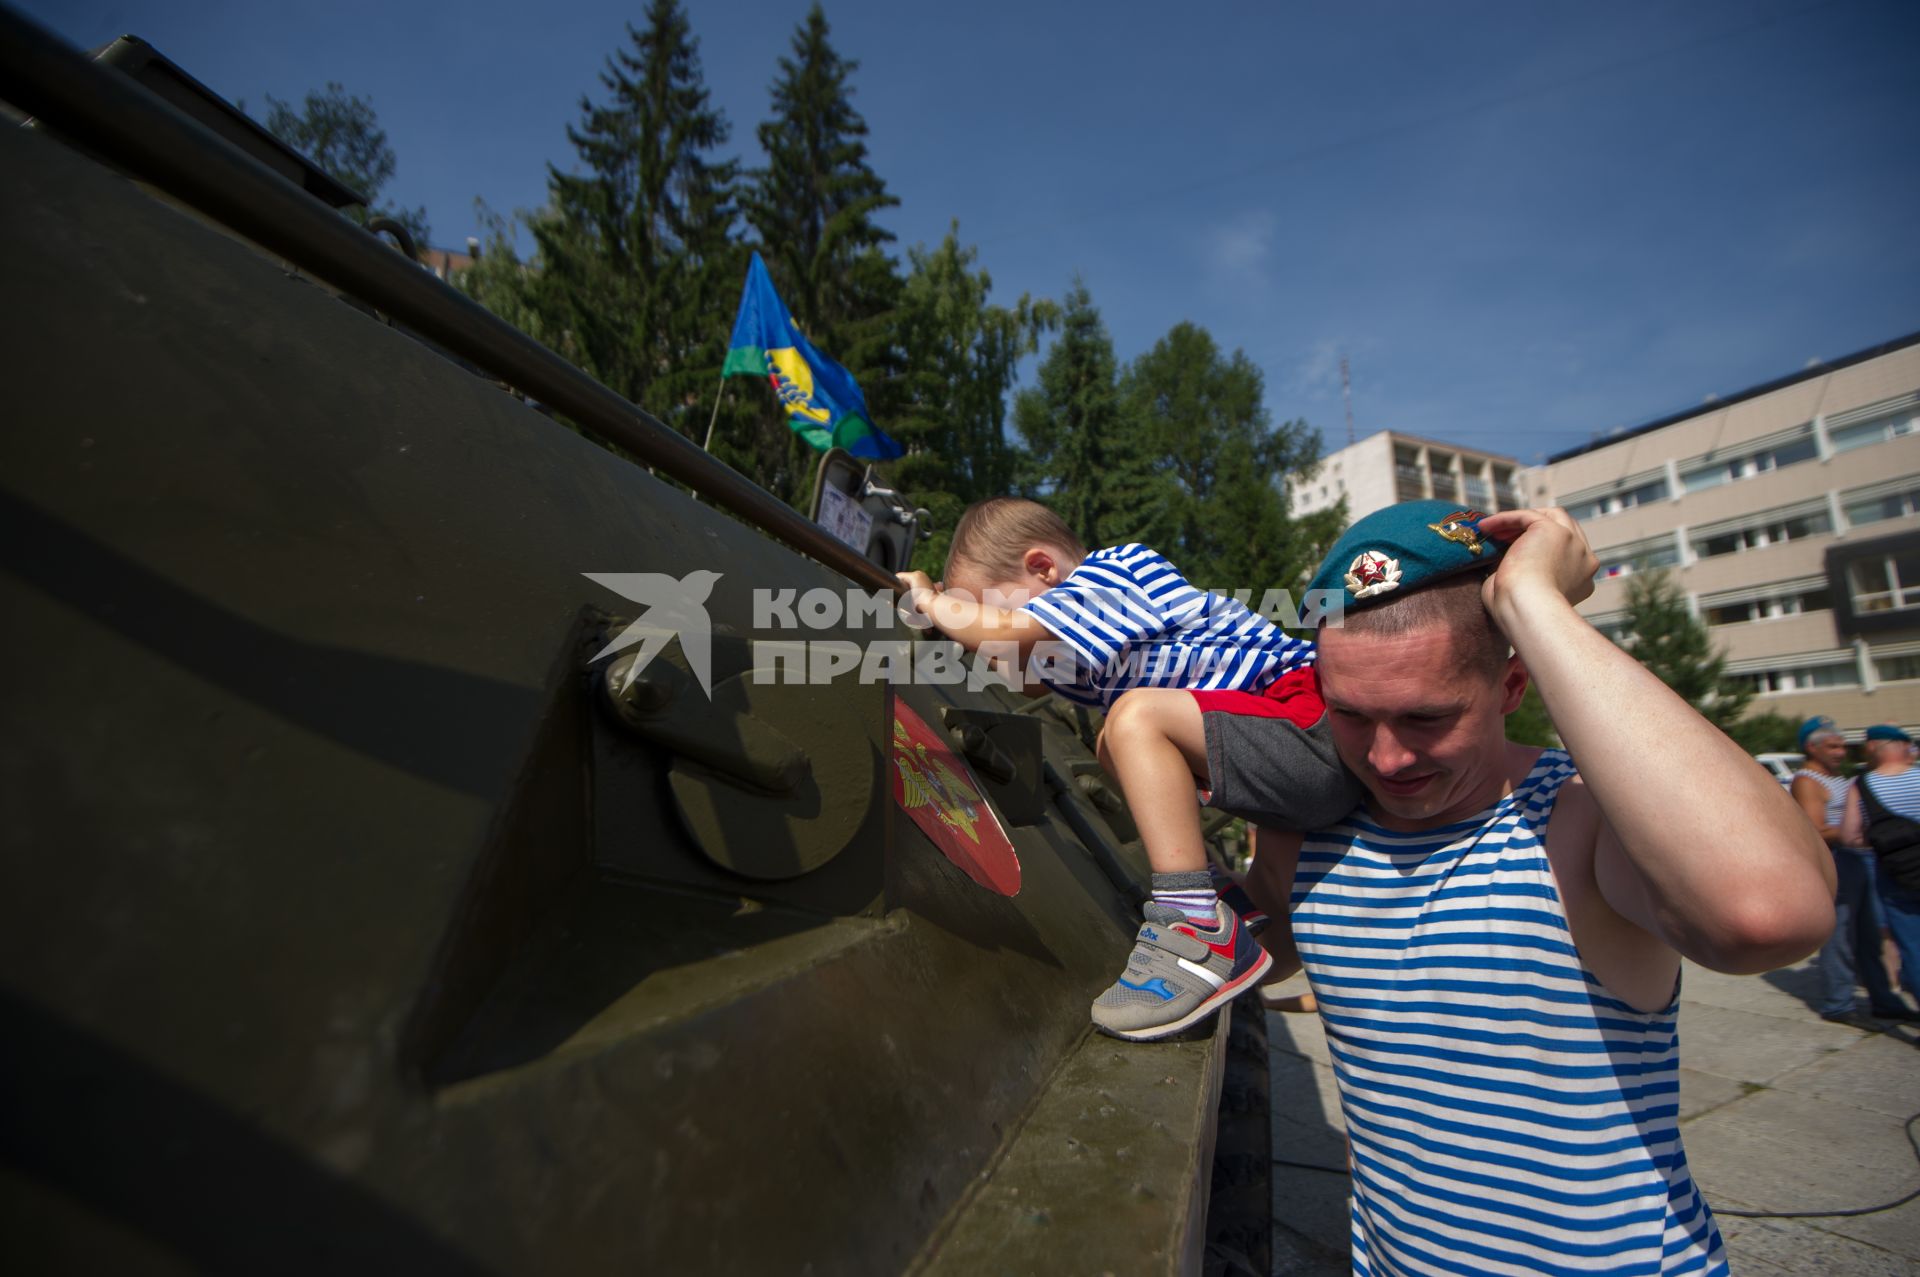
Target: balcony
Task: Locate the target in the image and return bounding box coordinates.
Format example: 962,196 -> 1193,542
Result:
1431,474 -> 1461,502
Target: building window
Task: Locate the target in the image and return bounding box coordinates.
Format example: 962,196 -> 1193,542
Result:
1701,584 -> 1833,626
1734,661 -> 1860,694
1678,429 -> 1818,493
1848,550 -> 1920,614
1877,652 -> 1920,683
1464,475 -> 1491,507
1594,533 -> 1681,580
1493,467 -> 1521,508
1843,481 -> 1920,530
1829,406 -> 1919,454
1565,475 -> 1671,523
1691,506 -> 1832,560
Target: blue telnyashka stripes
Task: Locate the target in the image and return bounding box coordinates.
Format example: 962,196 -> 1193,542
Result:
1862,767 -> 1920,820
1019,543 -> 1313,709
1293,750 -> 1727,1276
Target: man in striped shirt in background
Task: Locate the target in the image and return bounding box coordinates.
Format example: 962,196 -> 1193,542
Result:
1789,715 -> 1910,1024
897,497 -> 1364,1041
1839,724 -> 1920,1014
1243,501 -> 1834,1275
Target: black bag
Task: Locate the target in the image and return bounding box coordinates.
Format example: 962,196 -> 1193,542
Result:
1854,773 -> 1920,894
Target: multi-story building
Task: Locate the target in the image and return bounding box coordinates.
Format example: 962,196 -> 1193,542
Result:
1534,332 -> 1920,737
1292,430 -> 1527,524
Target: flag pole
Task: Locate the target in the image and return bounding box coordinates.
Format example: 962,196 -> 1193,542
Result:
701,376 -> 727,452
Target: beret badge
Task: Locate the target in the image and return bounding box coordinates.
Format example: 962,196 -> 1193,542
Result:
1428,509 -> 1489,556
1345,550 -> 1402,599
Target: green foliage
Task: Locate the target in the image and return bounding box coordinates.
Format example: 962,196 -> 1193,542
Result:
1725,710 -> 1802,756
531,0 -> 741,437
1117,322 -> 1344,598
739,3 -> 902,506
1505,683 -> 1559,748
1620,569 -> 1754,731
1013,280 -> 1158,548
891,227 -> 1057,570
453,200 -> 551,343
263,82 -> 429,245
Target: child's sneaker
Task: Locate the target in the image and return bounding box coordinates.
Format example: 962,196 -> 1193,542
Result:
1091,901 -> 1273,1041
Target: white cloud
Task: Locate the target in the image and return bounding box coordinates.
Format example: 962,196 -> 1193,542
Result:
1206,209 -> 1277,274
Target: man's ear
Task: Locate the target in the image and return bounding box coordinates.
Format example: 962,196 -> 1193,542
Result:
1498,654 -> 1529,715
1023,546 -> 1058,584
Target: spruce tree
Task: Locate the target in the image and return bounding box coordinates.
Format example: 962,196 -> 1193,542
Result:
1620,569 -> 1755,731
532,0 -> 740,436
1013,279 -> 1150,547
740,4 -> 902,503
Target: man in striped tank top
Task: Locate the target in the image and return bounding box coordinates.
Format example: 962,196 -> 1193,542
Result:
1241,501 -> 1835,1276
898,497 -> 1364,1040
1789,716 -> 1909,1023
1839,725 -> 1920,1008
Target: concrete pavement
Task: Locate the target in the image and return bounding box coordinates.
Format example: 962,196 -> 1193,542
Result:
1262,959 -> 1920,1275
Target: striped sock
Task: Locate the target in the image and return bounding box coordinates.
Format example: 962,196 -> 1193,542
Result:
1151,871 -> 1218,926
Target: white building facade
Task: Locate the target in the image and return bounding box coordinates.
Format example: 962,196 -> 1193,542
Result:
1532,333 -> 1920,737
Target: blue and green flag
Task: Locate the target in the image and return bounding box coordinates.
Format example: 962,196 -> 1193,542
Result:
722,251 -> 902,461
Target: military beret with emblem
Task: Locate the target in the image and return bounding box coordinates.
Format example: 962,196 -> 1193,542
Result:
1305,499 -> 1506,622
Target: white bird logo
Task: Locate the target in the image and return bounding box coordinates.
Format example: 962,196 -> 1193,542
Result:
583,569 -> 724,697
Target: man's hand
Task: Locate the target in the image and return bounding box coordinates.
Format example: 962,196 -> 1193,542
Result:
1475,507 -> 1599,620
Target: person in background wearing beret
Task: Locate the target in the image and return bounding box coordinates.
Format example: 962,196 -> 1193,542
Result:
1839,725 -> 1920,1013
1242,501 -> 1833,1276
1790,717 -> 1913,1025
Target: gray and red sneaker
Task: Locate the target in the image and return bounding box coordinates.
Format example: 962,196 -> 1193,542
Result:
1090,901 -> 1273,1042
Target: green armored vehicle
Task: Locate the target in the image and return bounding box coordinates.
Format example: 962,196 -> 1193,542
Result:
0,14 -> 1270,1273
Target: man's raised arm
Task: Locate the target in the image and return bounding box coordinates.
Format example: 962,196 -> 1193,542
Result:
1477,508 -> 1834,973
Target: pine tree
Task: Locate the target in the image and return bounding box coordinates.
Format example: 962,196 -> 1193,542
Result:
740,4 -> 902,503
1012,279 -> 1157,547
1620,569 -> 1755,731
531,0 -> 740,436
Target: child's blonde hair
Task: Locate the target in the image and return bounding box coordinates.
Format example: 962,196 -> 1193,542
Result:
946,497 -> 1088,583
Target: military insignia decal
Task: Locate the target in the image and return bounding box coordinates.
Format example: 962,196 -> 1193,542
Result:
891,700 -> 1021,896
1345,550 -> 1402,599
1428,509 -> 1490,556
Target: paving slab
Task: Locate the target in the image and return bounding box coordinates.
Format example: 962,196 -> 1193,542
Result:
1768,1031 -> 1920,1120
1676,1067 -> 1751,1123
1719,1214 -> 1919,1277
1687,1087 -> 1919,1206
1679,1000 -> 1855,1084
1683,961 -> 1827,1021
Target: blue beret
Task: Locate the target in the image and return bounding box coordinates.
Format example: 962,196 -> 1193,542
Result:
1866,724 -> 1912,744
1798,716 -> 1840,750
1308,500 -> 1505,620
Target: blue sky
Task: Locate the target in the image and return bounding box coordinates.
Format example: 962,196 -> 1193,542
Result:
25,0 -> 1920,465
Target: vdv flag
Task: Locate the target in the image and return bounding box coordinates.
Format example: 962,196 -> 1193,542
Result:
721,251 -> 903,461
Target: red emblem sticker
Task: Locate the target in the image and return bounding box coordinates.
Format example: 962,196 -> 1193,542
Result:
891,700 -> 1021,896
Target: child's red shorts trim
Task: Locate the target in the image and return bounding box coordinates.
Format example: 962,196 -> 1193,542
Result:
1188,664 -> 1326,730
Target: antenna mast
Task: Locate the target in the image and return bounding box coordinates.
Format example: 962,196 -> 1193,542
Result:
1340,355 -> 1355,447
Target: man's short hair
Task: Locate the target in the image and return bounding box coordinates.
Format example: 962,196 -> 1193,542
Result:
1333,571 -> 1512,680
947,497 -> 1087,583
